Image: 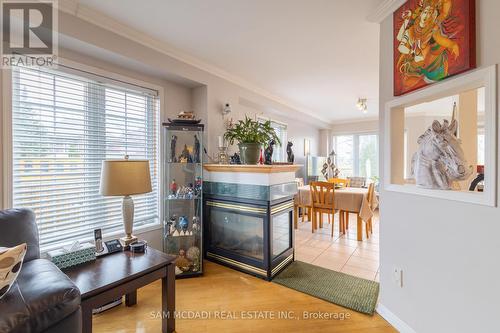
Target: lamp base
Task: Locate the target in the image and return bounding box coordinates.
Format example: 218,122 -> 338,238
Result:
121,195 -> 137,247
120,234 -> 138,246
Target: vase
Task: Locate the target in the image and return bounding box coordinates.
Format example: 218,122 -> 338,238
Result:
238,143 -> 261,165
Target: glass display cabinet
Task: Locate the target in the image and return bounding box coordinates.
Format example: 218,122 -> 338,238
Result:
163,123 -> 204,278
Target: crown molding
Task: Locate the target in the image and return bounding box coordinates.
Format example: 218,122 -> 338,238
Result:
57,1 -> 330,125
367,0 -> 406,23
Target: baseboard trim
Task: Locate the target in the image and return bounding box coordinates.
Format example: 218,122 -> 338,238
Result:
376,303 -> 417,333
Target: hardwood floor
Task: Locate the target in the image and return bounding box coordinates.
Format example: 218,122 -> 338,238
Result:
93,261 -> 395,333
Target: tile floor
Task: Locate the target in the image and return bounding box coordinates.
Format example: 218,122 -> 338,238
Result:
294,211 -> 380,281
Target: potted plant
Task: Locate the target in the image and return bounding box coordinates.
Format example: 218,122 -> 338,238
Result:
224,116 -> 281,164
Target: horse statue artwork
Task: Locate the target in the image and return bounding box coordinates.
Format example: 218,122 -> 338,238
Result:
411,119 -> 472,190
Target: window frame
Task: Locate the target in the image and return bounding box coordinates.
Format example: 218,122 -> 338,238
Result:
257,116 -> 288,162
384,65 -> 497,207
1,58 -> 165,251
332,131 -> 379,178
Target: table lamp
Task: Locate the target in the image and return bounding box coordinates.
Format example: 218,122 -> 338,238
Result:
99,156 -> 152,246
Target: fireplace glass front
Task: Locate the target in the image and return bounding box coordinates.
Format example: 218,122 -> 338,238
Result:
210,209 -> 264,260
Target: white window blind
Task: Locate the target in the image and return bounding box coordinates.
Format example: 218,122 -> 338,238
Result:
11,66 -> 159,249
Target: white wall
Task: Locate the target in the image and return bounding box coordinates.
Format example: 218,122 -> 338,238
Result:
331,119 -> 379,135
378,1 -> 500,332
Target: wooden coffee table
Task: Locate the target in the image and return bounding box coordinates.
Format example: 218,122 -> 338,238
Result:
64,248 -> 176,333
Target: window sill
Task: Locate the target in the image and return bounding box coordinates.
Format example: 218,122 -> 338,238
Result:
40,222 -> 162,256
384,183 -> 495,207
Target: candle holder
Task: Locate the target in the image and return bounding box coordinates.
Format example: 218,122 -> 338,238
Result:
217,136 -> 229,164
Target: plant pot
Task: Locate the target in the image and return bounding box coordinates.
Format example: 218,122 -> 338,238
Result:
238,143 -> 261,165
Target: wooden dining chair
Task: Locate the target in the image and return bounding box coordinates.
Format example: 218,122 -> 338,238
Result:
340,182 -> 375,239
310,181 -> 342,237
325,178 -> 350,225
365,183 -> 375,237
327,178 -> 351,188
293,181 -> 310,229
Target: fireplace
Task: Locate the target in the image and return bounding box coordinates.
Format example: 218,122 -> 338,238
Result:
203,182 -> 295,280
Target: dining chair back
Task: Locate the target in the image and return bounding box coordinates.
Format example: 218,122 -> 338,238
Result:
310,181 -> 340,236
364,182 -> 375,237
347,176 -> 366,188
327,178 -> 351,187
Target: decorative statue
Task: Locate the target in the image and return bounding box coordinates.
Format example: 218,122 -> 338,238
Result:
179,144 -> 192,163
178,216 -> 189,234
167,215 -> 177,235
170,135 -> 177,162
230,152 -> 241,165
194,177 -> 202,197
264,140 -> 275,165
286,141 -> 294,163
170,179 -> 177,196
411,119 -> 472,190
321,150 -> 340,179
194,135 -> 201,163
192,216 -> 201,234
186,246 -> 201,272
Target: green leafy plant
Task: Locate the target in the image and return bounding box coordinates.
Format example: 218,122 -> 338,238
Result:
224,116 -> 281,146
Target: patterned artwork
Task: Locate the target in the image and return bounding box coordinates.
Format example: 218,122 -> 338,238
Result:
394,0 -> 476,96
0,243 -> 27,299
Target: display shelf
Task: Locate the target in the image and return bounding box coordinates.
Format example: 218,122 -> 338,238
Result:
163,123 -> 204,278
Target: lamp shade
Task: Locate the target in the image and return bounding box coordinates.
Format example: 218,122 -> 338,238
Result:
100,159 -> 152,196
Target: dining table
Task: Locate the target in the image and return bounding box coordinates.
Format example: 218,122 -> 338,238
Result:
294,185 -> 379,241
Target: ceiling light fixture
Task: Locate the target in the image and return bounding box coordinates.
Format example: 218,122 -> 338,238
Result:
356,98 -> 368,114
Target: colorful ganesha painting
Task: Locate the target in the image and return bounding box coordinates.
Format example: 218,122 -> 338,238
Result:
393,0 -> 475,96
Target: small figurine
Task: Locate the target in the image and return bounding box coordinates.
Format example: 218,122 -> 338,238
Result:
187,246 -> 201,272
259,148 -> 264,165
287,141 -> 294,163
176,185 -> 194,199
230,152 -> 241,165
192,216 -> 201,234
168,215 -> 177,235
175,249 -> 191,272
264,140 -> 275,165
170,135 -> 177,162
194,177 -> 202,197
194,135 -> 201,163
170,179 -> 177,196
179,216 -> 189,234
179,144 -> 192,163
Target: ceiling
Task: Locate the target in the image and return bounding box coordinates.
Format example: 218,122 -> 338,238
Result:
79,0 -> 383,123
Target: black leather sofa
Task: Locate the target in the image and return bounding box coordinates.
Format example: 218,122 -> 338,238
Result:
0,209 -> 82,333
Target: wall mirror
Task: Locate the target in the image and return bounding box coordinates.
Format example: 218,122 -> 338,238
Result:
384,66 -> 496,206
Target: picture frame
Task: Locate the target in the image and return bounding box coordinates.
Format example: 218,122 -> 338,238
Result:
393,0 -> 476,96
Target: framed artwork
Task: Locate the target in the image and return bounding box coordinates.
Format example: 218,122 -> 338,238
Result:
393,0 -> 476,96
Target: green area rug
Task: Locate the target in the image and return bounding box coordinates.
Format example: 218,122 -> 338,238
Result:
273,261 -> 379,315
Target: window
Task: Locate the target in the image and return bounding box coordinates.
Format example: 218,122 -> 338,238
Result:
332,133 -> 379,179
258,117 -> 287,162
358,134 -> 379,179
270,121 -> 287,162
334,135 -> 354,177
11,65 -> 159,249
